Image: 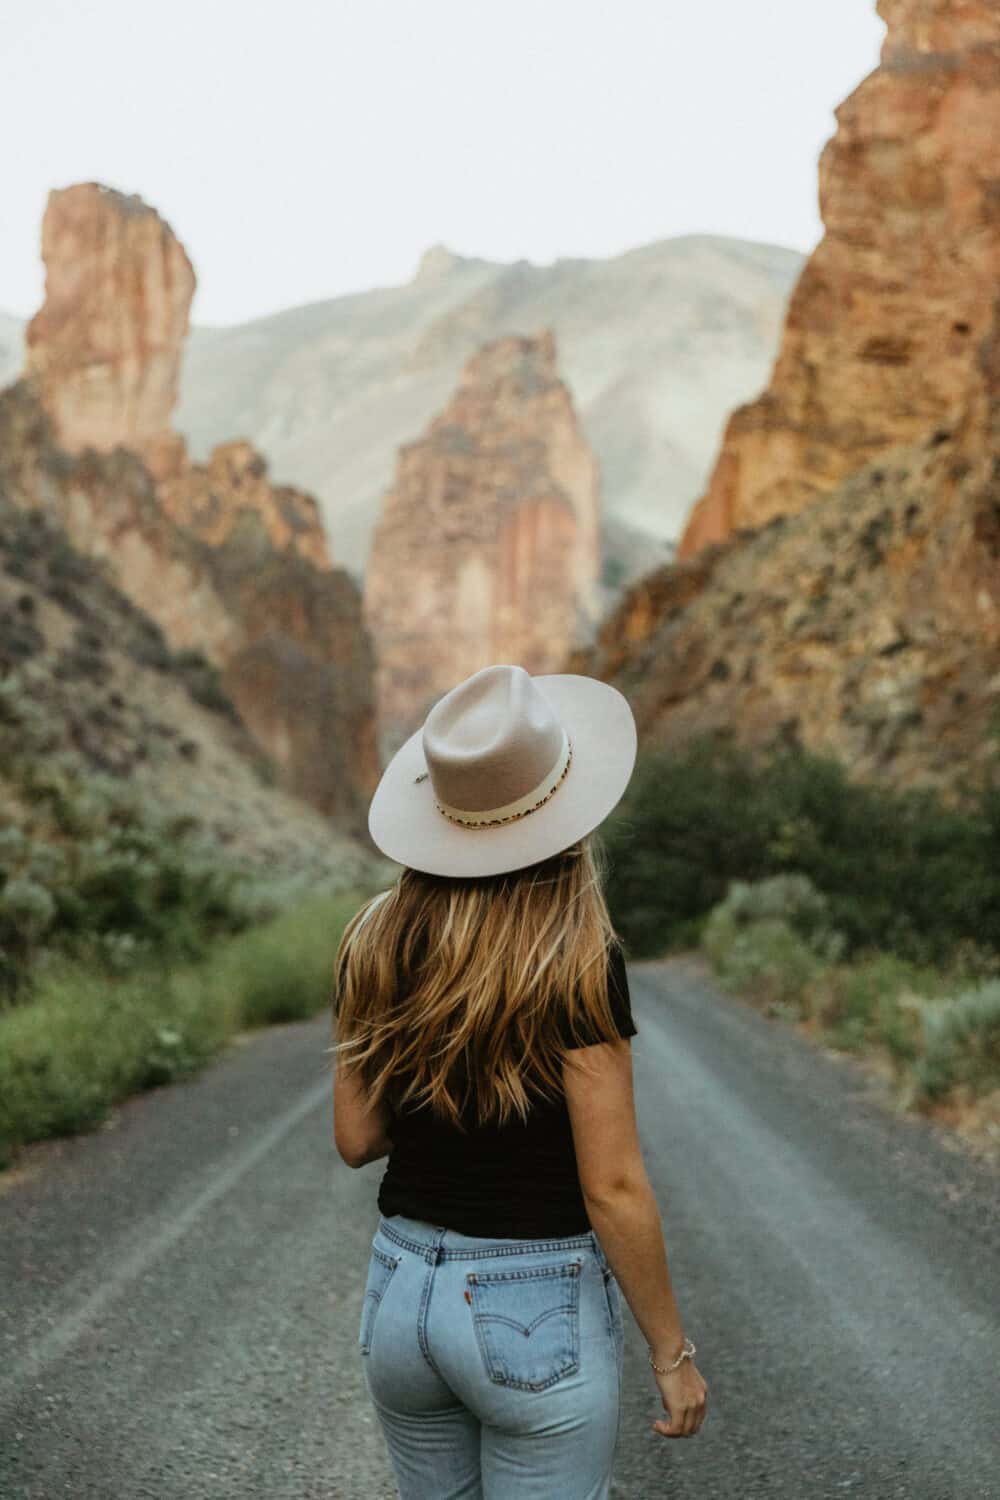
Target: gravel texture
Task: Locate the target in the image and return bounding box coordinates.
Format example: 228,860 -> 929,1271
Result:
0,954 -> 997,1498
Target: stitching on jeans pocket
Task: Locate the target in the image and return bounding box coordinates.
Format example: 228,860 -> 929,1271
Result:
358,1246 -> 401,1355
601,1266 -> 625,1449
466,1260 -> 581,1392
600,1265 -> 623,1345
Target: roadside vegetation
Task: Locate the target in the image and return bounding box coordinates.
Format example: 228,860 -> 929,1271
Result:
602,735 -> 1000,1140
0,737 -> 378,1170
8,719 -> 1000,1168
0,885 -> 370,1172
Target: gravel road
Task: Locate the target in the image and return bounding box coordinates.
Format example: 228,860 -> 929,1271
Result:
1,954 -> 997,1499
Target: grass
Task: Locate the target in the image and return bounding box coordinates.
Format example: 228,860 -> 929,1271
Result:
0,886 -> 371,1171
599,735 -> 1000,1138
693,876 -> 1000,1126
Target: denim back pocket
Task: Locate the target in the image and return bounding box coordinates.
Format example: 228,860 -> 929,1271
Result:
358,1245 -> 401,1355
466,1260 -> 581,1392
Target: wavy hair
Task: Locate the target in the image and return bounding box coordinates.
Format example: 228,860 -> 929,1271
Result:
330,835 -> 624,1132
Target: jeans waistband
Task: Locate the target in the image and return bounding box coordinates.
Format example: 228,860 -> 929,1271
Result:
377,1212 -> 610,1270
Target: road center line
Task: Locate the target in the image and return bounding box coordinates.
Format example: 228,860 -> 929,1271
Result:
5,1073 -> 332,1393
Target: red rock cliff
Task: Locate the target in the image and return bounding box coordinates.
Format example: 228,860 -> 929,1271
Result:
678,0 -> 1000,557
158,440 -> 334,573
15,183 -> 377,824
572,1 -> 1000,801
363,332 -> 601,756
24,183 -> 195,482
572,363 -> 1000,803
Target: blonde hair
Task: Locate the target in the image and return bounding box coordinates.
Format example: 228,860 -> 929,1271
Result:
330,835 -> 624,1132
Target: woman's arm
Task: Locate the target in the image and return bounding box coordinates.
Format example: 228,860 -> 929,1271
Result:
563,1041 -> 686,1355
563,1039 -> 709,1438
333,1055 -> 395,1168
351,1131 -> 395,1167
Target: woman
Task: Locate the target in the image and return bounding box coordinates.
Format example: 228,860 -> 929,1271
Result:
332,663 -> 707,1498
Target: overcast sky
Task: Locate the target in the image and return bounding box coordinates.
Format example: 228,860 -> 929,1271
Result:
1,0 -> 884,328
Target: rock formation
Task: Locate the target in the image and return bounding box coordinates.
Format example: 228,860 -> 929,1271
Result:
158,440 -> 333,572
364,332 -> 601,755
0,459 -> 381,891
573,1 -> 1000,803
572,286 -> 1000,798
168,234 -> 798,580
13,183 -> 378,826
678,0 -> 1000,557
24,183 -> 195,482
0,380 -> 379,826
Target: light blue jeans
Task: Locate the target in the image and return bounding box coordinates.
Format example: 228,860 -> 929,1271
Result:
358,1211 -> 625,1499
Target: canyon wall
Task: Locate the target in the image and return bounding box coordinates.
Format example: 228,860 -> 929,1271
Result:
573,0 -> 1000,802
0,380 -> 378,826
570,343 -> 1000,800
13,184 -> 377,825
678,0 -> 1000,557
158,441 -> 333,572
364,332 -> 601,756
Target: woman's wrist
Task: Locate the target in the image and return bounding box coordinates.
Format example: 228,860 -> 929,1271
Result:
648,1332 -> 686,1364
648,1335 -> 696,1374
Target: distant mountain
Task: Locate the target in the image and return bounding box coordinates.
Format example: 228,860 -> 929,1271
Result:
171,236 -> 802,582
2,238 -> 801,583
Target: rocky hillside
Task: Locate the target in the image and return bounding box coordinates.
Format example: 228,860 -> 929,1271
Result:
8,184 -> 378,827
0,472 -> 381,889
365,332 -> 601,756
571,419 -> 1000,801
165,234 -> 800,582
574,0 -> 1000,802
679,0 -> 1000,558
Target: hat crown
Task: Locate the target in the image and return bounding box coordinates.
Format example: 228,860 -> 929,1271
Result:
422,665 -> 566,816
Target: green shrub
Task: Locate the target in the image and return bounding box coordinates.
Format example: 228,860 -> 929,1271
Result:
0,874 -> 56,942
0,875 -> 57,1001
700,874 -> 844,1013
707,916 -> 825,1012
913,980 -> 1000,1102
0,960 -> 227,1169
0,886 -> 371,1168
0,754 -> 272,1001
873,989 -> 925,1067
172,647 -> 240,721
805,951 -> 932,1060
707,873 -> 844,956
0,673 -> 50,739
602,734 -> 1000,967
602,736 -> 773,958
0,826 -> 28,866
215,889 -> 364,1028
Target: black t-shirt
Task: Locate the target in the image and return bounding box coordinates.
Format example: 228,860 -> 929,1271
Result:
376,944 -> 637,1238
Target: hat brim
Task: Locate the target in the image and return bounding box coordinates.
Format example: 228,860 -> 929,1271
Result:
367,674 -> 638,878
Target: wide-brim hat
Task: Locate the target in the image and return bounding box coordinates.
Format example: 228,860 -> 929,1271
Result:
368,663 -> 637,878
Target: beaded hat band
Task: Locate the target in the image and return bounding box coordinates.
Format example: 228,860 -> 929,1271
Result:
428,732 -> 573,828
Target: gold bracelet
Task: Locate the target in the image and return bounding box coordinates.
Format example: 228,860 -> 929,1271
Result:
648,1336 -> 696,1374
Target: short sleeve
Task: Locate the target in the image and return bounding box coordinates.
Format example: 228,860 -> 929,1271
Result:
561,943 -> 637,1051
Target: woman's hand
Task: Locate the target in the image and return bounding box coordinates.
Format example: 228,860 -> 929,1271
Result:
651,1359 -> 708,1438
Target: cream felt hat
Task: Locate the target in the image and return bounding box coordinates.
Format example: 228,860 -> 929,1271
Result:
368,664 -> 638,878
